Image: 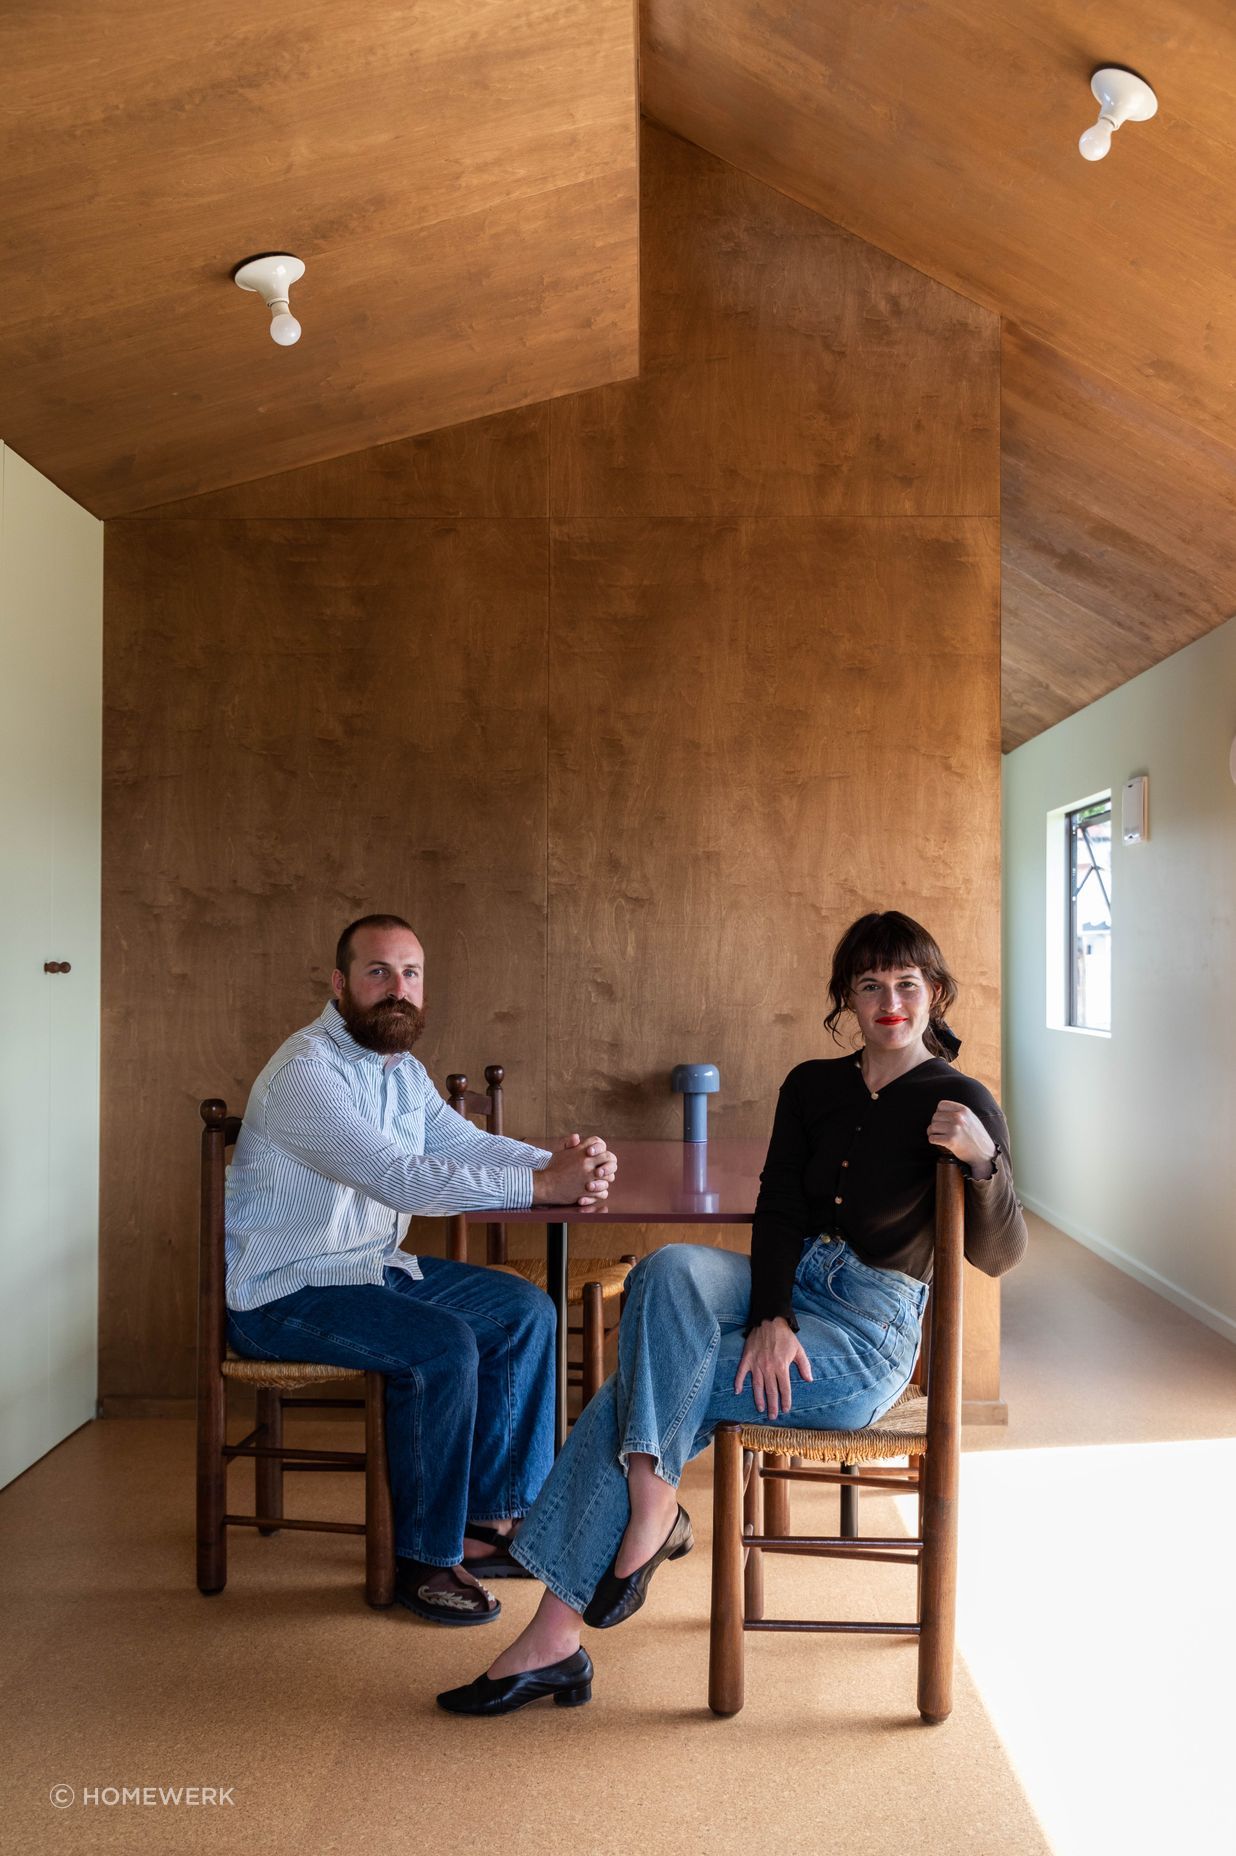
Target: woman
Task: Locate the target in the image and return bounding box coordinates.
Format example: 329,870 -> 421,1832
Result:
437,911 -> 1027,1715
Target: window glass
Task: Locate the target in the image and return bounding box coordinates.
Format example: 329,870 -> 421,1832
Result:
1067,799 -> 1112,1031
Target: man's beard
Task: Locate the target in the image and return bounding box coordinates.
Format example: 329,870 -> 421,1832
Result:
338,988 -> 428,1054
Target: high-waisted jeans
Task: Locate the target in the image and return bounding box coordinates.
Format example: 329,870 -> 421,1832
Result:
226,1258 -> 556,1566
511,1238 -> 927,1613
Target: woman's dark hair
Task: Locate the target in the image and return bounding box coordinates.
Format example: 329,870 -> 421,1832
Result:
823,911 -> 960,1061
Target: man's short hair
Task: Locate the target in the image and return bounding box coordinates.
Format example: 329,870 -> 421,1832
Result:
335,914 -> 416,977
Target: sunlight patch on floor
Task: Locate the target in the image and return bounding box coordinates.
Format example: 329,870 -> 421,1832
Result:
900,1439 -> 1234,1855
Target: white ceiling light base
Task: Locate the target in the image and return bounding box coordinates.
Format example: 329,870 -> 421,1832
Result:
233,253 -> 305,346
1079,68 -> 1158,162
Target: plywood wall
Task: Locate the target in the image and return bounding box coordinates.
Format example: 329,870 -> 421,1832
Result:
103,124 -> 1001,1406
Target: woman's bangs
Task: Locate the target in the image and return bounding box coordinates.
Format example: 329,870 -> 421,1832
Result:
844,920 -> 934,984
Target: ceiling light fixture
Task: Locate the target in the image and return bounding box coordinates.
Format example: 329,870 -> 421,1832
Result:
233,253 -> 305,346
1079,67 -> 1158,161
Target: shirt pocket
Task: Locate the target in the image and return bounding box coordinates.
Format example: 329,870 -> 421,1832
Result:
390,1108 -> 425,1148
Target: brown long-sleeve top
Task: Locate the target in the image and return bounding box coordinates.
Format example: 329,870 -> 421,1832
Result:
748,1054 -> 1027,1331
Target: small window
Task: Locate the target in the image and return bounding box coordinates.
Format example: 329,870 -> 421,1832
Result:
1067,798 -> 1112,1031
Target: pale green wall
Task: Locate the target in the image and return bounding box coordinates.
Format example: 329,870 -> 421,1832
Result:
1003,613 -> 1236,1343
0,446 -> 102,1486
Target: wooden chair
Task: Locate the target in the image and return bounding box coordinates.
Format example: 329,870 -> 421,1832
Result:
445,1067 -> 635,1408
196,1099 -> 396,1606
708,1160 -> 964,1723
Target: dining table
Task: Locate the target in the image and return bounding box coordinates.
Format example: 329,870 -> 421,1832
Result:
502,1137 -> 768,1448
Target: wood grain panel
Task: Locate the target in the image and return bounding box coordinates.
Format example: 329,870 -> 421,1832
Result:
546,127 -> 1003,1401
138,407 -> 549,522
101,518 -> 549,1399
1001,325 -> 1236,747
641,1 -> 1236,744
100,125 -> 1006,1406
548,517 -> 1002,1133
0,0 -> 637,515
642,1 -> 1236,452
549,516 -> 1003,1399
552,125 -> 996,518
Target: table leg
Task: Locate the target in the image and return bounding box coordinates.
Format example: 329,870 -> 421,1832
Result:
546,1220 -> 568,1450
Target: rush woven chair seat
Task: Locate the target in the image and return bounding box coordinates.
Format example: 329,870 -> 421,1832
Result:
709,1160 -> 964,1724
737,1381 -> 928,1462
218,1356 -> 365,1389
196,1100 -> 396,1607
446,1068 -> 636,1408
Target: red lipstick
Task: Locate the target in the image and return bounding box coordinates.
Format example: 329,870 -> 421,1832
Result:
875,1015 -> 906,1025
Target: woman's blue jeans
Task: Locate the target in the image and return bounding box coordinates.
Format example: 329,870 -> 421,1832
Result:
226,1258 -> 556,1566
511,1239 -> 927,1613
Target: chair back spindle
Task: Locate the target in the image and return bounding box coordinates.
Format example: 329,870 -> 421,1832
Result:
445,1066 -> 507,1264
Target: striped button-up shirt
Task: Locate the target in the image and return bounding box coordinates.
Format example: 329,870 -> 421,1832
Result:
225,1002 -> 552,1311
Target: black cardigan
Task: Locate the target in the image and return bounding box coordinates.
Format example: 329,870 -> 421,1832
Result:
748,1055 -> 1027,1330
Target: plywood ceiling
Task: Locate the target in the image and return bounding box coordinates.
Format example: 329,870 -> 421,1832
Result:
5,0 -> 1231,744
0,0 -> 638,518
641,0 -> 1236,747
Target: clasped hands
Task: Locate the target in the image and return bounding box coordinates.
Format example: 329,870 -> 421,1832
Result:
531,1131 -> 618,1208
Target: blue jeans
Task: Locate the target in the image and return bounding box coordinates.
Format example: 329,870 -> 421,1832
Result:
226,1258 -> 556,1566
511,1238 -> 927,1612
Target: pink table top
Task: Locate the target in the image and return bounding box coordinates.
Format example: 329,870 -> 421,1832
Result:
502,1137 -> 767,1225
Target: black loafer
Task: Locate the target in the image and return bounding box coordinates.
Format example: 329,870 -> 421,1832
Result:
582,1505 -> 693,1630
436,1649 -> 593,1716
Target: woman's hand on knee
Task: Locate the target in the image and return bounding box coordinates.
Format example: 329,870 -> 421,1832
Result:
734,1319 -> 813,1421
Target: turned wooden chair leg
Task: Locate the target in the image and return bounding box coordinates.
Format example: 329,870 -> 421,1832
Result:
839,1461 -> 858,1538
195,1371 -> 228,1595
763,1452 -> 791,1537
742,1448 -> 764,1621
709,1424 -> 745,1716
582,1282 -> 605,1405
255,1388 -> 284,1534
365,1374 -> 396,1608
910,1451 -> 926,1619
918,1159 -> 963,1724
917,1489 -> 957,1718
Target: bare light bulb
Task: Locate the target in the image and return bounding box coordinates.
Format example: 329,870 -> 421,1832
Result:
1079,119 -> 1114,161
233,254 -> 306,348
268,303 -> 302,346
1078,68 -> 1158,164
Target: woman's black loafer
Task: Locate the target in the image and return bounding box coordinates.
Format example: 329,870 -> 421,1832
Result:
436,1649 -> 594,1715
582,1505 -> 693,1630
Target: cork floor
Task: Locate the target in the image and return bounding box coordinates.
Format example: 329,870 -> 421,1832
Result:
2,1213 -> 1233,1856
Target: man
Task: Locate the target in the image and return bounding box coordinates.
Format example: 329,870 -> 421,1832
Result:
225,913 -> 616,1625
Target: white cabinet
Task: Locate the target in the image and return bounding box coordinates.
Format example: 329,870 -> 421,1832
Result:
0,446 -> 102,1487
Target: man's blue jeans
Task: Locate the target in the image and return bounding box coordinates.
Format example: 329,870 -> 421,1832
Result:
511,1238 -> 928,1612
227,1258 -> 556,1566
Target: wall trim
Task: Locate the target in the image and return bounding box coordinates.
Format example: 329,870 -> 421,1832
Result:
1020,1192 -> 1236,1349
